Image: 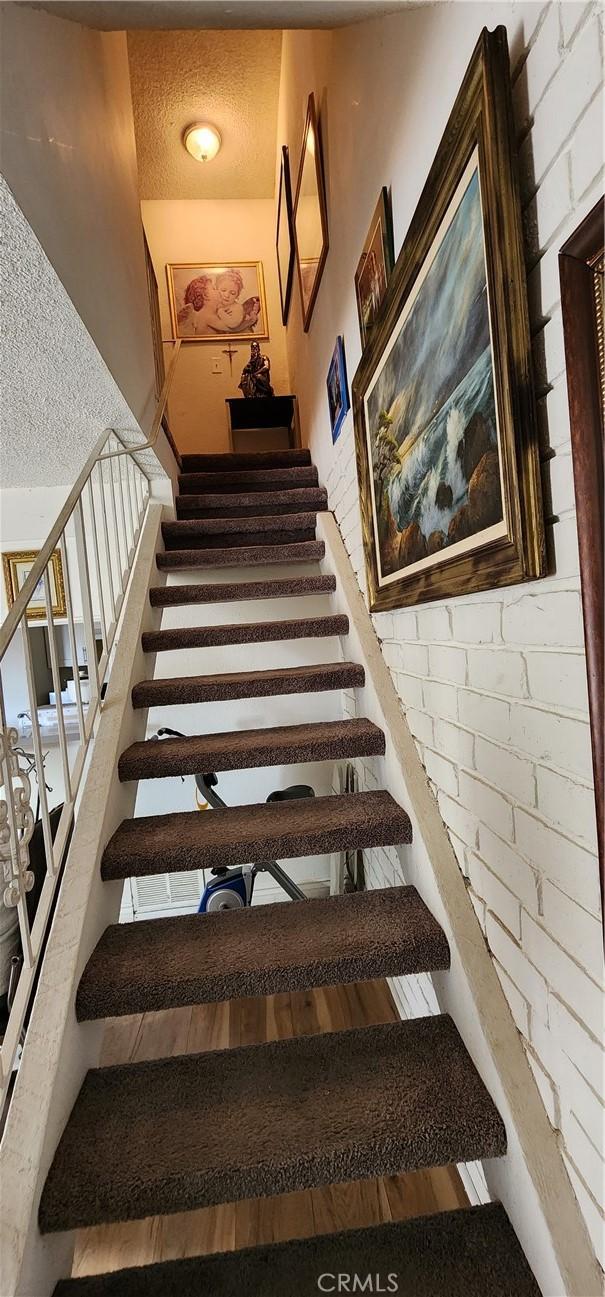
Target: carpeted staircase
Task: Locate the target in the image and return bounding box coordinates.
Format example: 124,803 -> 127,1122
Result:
44,447 -> 541,1295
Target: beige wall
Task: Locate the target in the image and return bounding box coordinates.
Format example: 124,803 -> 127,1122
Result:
0,2 -> 156,436
276,3 -> 604,1266
142,199 -> 290,456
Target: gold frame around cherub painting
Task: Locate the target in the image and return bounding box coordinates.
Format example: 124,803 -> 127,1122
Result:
352,28 -> 545,612
3,549 -> 66,621
167,261 -> 269,342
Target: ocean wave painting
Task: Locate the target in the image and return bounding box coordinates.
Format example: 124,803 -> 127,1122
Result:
365,155 -> 505,584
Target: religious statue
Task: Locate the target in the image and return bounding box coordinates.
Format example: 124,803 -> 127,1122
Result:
238,341 -> 274,399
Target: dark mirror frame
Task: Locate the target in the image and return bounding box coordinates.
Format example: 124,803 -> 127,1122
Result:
293,92 -> 329,333
276,144 -> 295,326
559,197 -> 604,921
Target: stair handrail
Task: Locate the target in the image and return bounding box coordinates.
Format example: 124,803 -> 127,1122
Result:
98,338 -> 182,463
0,339 -> 181,659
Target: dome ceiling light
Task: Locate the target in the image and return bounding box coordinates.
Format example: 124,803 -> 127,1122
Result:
183,123 -> 222,163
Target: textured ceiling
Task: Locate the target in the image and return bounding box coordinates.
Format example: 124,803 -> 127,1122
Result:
31,2 -> 409,29
0,178 -> 164,487
127,28 -> 282,198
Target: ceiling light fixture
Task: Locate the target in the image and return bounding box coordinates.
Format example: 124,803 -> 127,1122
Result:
183,123 -> 222,163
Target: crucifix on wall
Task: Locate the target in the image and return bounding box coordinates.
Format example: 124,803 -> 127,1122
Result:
222,343 -> 238,376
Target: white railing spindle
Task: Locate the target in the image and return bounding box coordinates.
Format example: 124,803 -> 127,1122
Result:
61,534 -> 86,747
0,680 -> 34,970
86,477 -> 109,658
20,616 -> 54,871
73,499 -> 100,716
114,443 -> 131,566
94,459 -> 118,631
43,570 -> 72,807
125,455 -> 138,548
107,451 -> 125,589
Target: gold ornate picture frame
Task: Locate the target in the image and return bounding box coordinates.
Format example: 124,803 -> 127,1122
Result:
2,549 -> 66,620
167,261 -> 269,342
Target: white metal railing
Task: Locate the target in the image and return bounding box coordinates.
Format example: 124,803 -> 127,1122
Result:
0,342 -> 181,1115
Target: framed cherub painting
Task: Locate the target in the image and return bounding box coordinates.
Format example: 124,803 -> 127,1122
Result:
167,262 -> 269,342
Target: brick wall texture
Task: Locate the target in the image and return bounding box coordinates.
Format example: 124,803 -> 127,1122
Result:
315,3 -> 604,1262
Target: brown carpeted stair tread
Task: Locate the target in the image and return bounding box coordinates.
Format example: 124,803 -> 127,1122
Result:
39,1015 -> 506,1233
131,661 -> 364,708
162,528 -> 318,550
176,486 -> 328,519
149,574 -> 336,607
141,613 -> 348,652
178,466 -> 318,493
101,788 -> 411,881
118,717 -> 385,781
162,514 -> 318,551
165,512 -> 318,536
180,449 -> 311,471
53,1204 -> 541,1297
77,885 -> 446,1020
156,540 -> 325,570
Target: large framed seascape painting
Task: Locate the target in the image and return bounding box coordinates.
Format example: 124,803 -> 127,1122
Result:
352,28 -> 545,611
167,262 -> 268,341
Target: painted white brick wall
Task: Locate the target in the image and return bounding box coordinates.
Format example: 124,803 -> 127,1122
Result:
280,1 -> 604,1261
339,750 -> 490,1210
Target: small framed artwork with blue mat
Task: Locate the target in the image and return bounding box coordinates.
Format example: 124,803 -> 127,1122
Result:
327,336 -> 350,443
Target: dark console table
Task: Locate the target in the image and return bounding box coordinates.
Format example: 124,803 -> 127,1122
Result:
226,396 -> 298,449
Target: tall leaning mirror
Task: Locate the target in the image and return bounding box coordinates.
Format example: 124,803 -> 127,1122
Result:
293,93 -> 329,332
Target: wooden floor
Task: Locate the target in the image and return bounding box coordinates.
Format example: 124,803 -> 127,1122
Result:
72,979 -> 468,1278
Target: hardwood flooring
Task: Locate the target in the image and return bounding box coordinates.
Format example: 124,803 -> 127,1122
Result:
72,979 -> 468,1278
